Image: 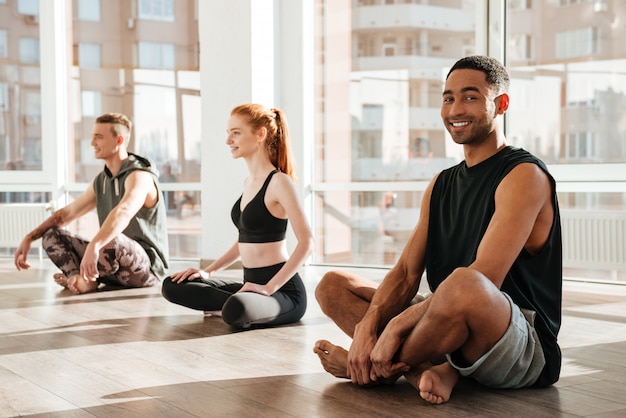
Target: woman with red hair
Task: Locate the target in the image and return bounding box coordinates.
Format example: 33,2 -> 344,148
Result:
162,104 -> 313,329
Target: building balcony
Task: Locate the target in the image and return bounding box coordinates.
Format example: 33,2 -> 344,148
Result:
353,4 -> 475,33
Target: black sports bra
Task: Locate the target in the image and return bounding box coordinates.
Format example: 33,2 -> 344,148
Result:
231,170 -> 288,243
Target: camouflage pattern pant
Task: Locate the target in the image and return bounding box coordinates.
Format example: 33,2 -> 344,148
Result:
41,227 -> 158,288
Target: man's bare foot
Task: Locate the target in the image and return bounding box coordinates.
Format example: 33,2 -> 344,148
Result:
405,362 -> 459,404
53,273 -> 69,288
313,340 -> 349,379
66,275 -> 99,295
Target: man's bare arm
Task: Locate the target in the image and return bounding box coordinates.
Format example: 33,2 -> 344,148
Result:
14,185 -> 97,270
360,175 -> 436,333
470,163 -> 554,287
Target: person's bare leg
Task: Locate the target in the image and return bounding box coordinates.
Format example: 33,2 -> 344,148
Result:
315,270 -> 379,337
66,274 -> 99,294
398,268 -> 511,367
313,271 -> 379,378
404,363 -> 459,404
53,273 -> 69,288
313,271 -> 378,379
393,268 -> 511,402
313,340 -> 349,378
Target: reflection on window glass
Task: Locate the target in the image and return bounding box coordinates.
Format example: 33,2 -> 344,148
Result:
139,0 -> 174,22
507,2 -> 626,165
77,0 -> 101,21
134,83 -> 177,161
508,1 -> 626,280
17,0 -> 38,15
0,30 -> 7,58
81,91 -> 102,116
78,43 -> 101,68
1,0 -> 42,174
314,0 -> 476,265
139,42 -> 175,69
19,38 -> 39,63
315,190 -> 423,266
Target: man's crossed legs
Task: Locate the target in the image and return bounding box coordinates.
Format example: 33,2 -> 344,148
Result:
43,227 -> 158,294
313,268 -> 544,404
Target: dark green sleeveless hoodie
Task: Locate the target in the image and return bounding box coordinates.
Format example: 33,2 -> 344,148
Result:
427,146 -> 562,387
92,153 -> 169,278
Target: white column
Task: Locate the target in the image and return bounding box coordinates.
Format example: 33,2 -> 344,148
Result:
275,0 -> 314,257
40,0 -> 69,206
198,1 -> 274,263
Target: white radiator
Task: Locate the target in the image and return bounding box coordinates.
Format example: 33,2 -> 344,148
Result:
0,203 -> 53,260
561,210 -> 626,271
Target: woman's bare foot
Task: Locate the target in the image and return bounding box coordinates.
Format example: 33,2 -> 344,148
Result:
66,275 -> 99,295
53,273 -> 69,288
313,340 -> 349,379
405,362 -> 459,404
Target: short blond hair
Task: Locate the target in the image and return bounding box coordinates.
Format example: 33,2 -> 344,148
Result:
96,113 -> 132,143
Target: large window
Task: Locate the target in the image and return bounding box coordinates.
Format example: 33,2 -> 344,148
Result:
70,0 -> 201,258
0,0 -> 42,175
313,0 -> 626,281
313,0 -> 477,266
507,0 -> 626,281
0,0 -> 623,280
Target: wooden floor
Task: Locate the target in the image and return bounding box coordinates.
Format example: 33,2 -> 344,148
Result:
1,258 -> 625,418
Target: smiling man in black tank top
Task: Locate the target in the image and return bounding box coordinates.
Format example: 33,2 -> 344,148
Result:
313,56 -> 562,404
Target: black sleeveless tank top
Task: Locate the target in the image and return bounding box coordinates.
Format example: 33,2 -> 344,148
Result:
231,169 -> 288,243
427,146 -> 562,387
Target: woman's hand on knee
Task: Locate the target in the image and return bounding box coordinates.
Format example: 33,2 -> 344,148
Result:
238,282 -> 270,296
169,268 -> 209,283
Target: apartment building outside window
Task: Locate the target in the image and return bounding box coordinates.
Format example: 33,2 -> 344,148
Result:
556,27 -> 598,59
314,0 -> 625,281
139,0 -> 174,22
0,0 -> 623,280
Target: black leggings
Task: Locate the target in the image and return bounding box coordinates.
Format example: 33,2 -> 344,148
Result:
161,262 -> 307,329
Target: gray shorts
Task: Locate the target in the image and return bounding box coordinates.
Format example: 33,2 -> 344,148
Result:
445,292 -> 545,388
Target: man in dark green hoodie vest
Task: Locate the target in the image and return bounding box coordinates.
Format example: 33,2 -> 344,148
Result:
14,113 -> 169,294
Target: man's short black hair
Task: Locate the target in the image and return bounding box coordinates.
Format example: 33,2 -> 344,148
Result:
446,55 -> 510,94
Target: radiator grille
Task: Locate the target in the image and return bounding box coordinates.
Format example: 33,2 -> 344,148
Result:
561,210 -> 626,271
0,203 -> 52,259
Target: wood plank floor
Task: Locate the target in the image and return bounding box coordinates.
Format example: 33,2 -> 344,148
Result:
0,258 -> 625,417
